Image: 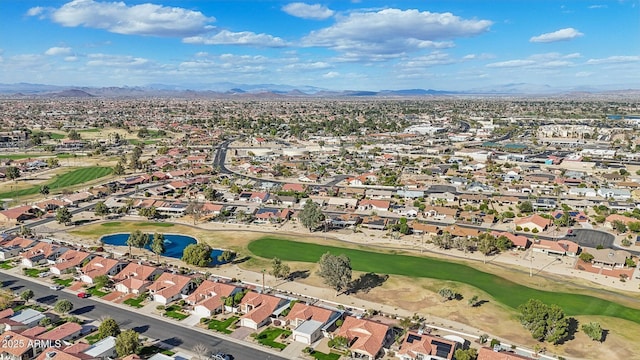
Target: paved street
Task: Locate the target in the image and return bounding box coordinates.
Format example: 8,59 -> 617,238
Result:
0,272 -> 286,360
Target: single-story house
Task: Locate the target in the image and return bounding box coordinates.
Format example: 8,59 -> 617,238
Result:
185,280 -> 242,317
396,331 -> 459,360
148,273 -> 196,305
112,263 -> 164,294
333,316 -> 392,360
79,256 -> 127,284
239,293 -> 288,330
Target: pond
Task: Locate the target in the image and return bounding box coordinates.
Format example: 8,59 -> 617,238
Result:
100,233 -> 223,263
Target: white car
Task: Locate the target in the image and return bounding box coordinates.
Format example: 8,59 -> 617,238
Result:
49,285 -> 64,291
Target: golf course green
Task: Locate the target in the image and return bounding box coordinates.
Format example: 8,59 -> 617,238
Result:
248,237 -> 640,324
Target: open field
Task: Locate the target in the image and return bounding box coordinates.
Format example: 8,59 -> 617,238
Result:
248,237 -> 640,324
0,166 -> 113,199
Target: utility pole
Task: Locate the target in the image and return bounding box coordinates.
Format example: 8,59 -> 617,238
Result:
262,269 -> 266,293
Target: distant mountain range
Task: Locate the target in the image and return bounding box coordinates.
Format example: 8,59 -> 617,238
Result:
0,82 -> 638,99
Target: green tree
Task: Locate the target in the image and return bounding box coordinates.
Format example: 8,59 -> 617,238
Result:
454,348 -> 478,360
518,200 -> 534,213
54,299 -> 74,314
151,233 -> 166,264
317,252 -> 352,296
98,318 -> 121,339
217,250 -> 235,263
68,129 -> 81,140
138,206 -> 158,219
94,201 -> 110,218
113,162 -> 125,175
612,220 -> 627,233
579,252 -> 594,263
438,287 -> 456,301
6,166 -> 21,181
56,207 -> 73,226
270,257 -> 291,280
328,335 -> 349,349
518,299 -> 569,344
39,185 -> 50,198
182,243 -> 213,267
115,329 -> 140,357
20,289 -> 34,303
298,199 -> 325,231
94,274 -> 110,289
126,230 -> 148,258
581,322 -> 603,342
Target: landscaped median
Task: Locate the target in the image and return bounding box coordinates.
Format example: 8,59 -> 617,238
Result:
248,237 -> 640,325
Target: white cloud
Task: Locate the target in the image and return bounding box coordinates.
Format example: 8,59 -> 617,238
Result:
586,55 -> 640,65
26,6 -> 45,16
183,30 -> 288,47
588,5 -> 607,9
487,52 -> 579,69
575,71 -> 593,77
530,28 -> 583,43
86,53 -> 153,68
399,52 -> 456,68
486,59 -> 536,68
302,8 -> 492,57
284,61 -> 332,70
282,3 -> 334,20
33,0 -> 214,37
45,47 -> 72,56
322,71 -> 340,78
64,56 -> 79,62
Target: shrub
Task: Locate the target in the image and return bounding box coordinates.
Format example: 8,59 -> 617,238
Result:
155,305 -> 165,311
523,227 -> 530,232
515,226 -> 522,231
531,228 -> 539,233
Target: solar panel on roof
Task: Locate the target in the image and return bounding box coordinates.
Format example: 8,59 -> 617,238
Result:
432,340 -> 452,358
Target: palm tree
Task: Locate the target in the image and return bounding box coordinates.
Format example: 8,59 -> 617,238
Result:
151,233 -> 166,264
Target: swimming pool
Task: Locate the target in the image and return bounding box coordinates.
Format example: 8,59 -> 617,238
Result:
100,233 -> 223,263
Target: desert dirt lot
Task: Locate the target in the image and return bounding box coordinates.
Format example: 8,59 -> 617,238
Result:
36,213 -> 640,360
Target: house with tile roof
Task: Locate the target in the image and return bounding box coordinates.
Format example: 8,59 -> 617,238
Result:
238,292 -> 288,330
35,347 -> 97,360
0,331 -> 44,360
148,273 -> 196,305
185,280 -> 242,317
531,239 -> 580,257
396,331 -> 459,360
0,205 -> 39,224
284,303 -> 340,345
40,322 -> 83,342
50,250 -> 94,275
333,316 -> 392,360
490,231 -> 531,250
21,242 -> 68,268
79,256 -> 127,284
112,263 -> 164,294
514,214 -> 552,233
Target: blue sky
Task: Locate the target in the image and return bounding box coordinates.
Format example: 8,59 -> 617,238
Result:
1,0 -> 639,91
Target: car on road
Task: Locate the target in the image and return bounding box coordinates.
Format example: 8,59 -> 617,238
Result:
77,292 -> 90,298
211,353 -> 232,360
49,285 -> 64,291
566,229 -> 576,237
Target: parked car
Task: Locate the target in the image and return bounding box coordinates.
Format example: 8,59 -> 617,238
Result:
211,353 -> 232,360
77,292 -> 90,298
49,285 -> 64,291
39,272 -> 51,278
566,229 -> 576,237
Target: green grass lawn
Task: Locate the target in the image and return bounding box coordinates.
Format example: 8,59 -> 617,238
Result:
0,153 -> 48,160
86,286 -> 109,297
84,332 -> 102,345
138,345 -> 175,357
311,351 -> 341,360
123,293 -> 148,308
78,128 -> 102,133
255,327 -> 291,350
0,261 -> 14,270
23,268 -> 45,277
248,237 -> 640,325
207,316 -> 238,334
53,278 -> 74,286
56,153 -> 86,159
0,166 -> 112,199
164,305 -> 188,320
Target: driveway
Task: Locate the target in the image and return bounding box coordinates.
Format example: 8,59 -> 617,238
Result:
230,326 -> 254,340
